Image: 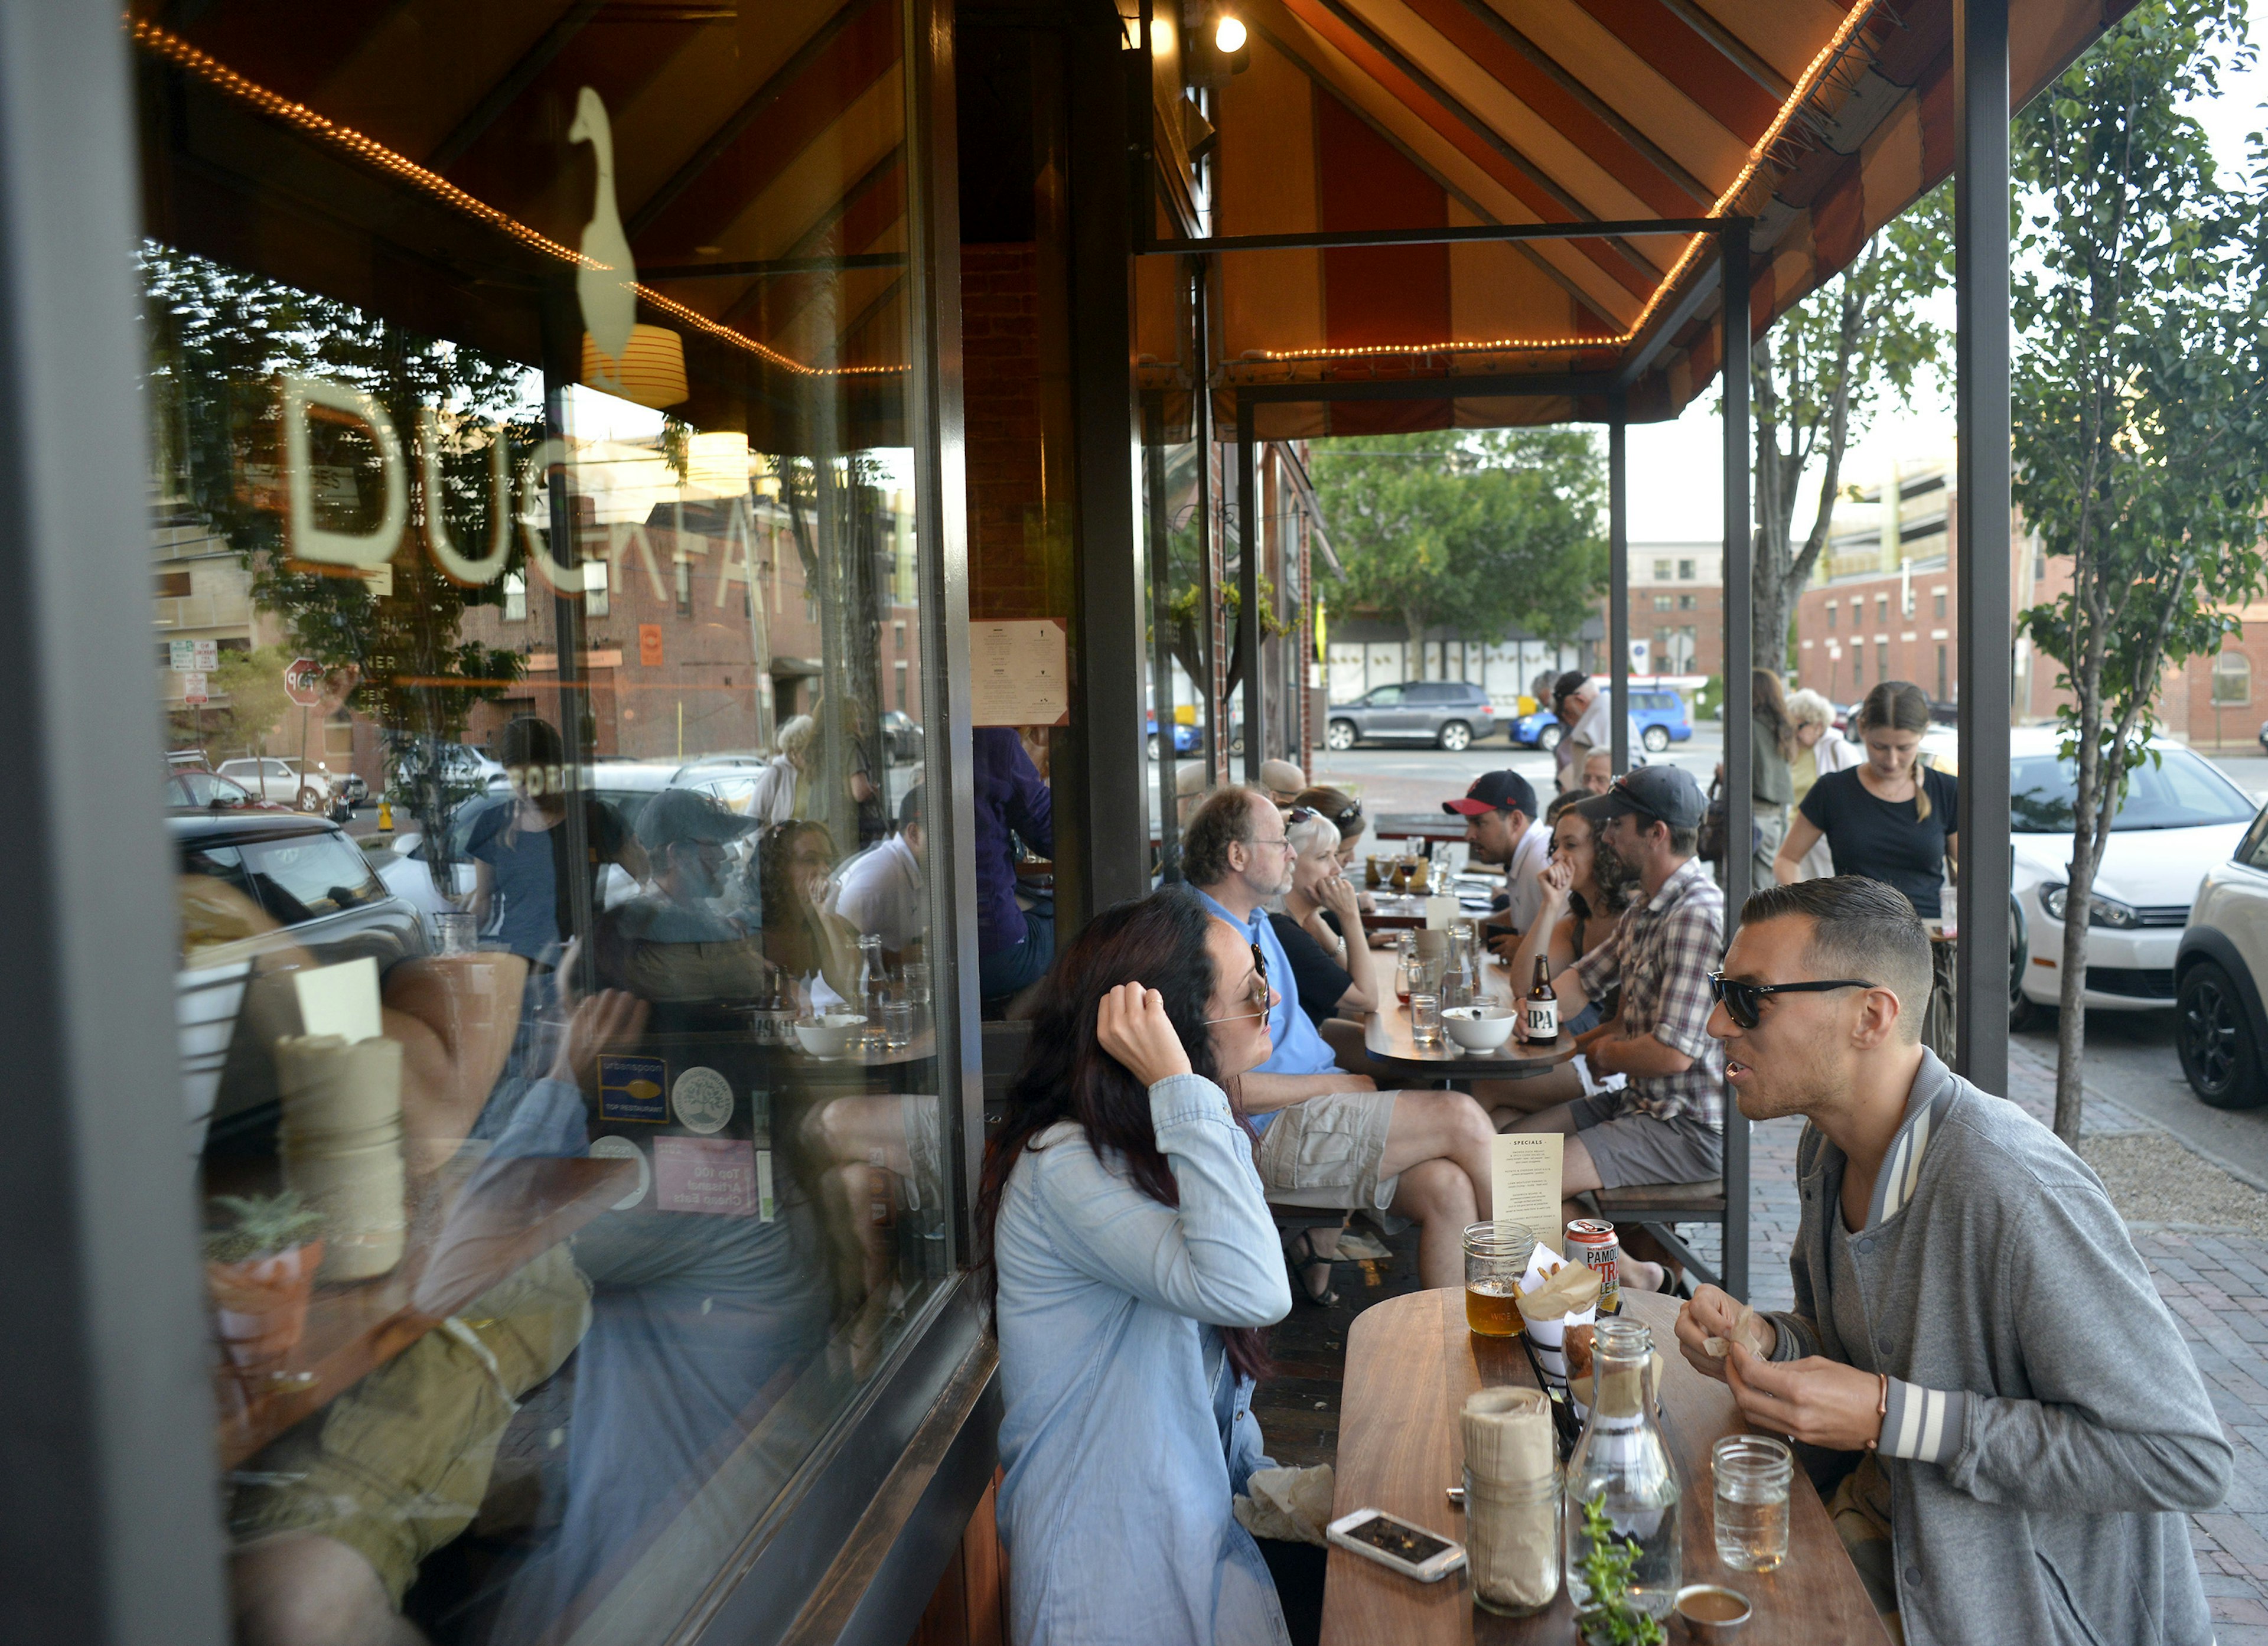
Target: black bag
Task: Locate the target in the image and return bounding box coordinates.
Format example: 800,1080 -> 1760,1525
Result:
1697,772 -> 1728,865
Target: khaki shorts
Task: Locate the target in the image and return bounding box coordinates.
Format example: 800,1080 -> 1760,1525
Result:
1255,1088 -> 1402,1212
229,1243 -> 592,1606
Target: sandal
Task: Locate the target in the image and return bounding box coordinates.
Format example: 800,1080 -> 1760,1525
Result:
1284,1228 -> 1341,1309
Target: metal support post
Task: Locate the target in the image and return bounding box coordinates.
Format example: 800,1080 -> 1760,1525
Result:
1609,392 -> 1630,775
1143,394 -> 1181,879
1720,223 -> 1752,1302
1237,396 -> 1261,785
1954,0 -> 2012,1096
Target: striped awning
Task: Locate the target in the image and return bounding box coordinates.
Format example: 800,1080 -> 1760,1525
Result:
1144,0 -> 2136,438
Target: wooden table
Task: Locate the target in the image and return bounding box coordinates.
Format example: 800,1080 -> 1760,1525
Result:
1321,1289 -> 1891,1645
1363,963 -> 1576,1085
1360,889 -> 1500,933
213,1153 -> 633,1468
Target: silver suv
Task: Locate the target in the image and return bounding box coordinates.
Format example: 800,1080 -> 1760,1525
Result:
2176,799 -> 2268,1108
1324,681 -> 1500,752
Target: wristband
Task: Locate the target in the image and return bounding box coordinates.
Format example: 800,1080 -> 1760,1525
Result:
1866,1372 -> 1886,1450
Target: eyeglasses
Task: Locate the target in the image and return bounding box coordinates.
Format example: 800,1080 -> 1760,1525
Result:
1707,970 -> 1877,1030
1204,941 -> 1273,1025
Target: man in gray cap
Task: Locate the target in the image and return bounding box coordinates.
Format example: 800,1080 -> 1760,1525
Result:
1508,765 -> 1725,1293
594,787 -> 774,1003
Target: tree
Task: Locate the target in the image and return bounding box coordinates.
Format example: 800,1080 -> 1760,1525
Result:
2012,0 -> 2268,1142
1751,187 -> 1951,668
1309,428 -> 1605,667
206,645 -> 296,758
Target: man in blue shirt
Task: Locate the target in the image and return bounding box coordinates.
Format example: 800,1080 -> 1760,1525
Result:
1183,785 -> 1498,1292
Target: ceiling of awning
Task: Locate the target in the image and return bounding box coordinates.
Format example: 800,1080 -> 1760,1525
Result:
131,0 -> 913,448
1140,0 -> 2138,439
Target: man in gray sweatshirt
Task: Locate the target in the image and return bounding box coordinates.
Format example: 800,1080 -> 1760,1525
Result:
1675,876 -> 2230,1646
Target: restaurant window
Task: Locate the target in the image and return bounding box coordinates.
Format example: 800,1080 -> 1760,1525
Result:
1877,594 -> 1890,623
136,6 -> 953,1642
1652,594 -> 1673,611
1877,638 -> 1891,682
1826,603 -> 1837,630
1677,559 -> 1695,581
2213,651 -> 2252,705
1653,559 -> 1672,580
1678,593 -> 1696,611
1934,588 -> 1948,618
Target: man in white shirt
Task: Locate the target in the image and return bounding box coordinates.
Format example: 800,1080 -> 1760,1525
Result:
1448,771 -> 1552,951
834,784 -> 926,962
1553,672 -> 1617,794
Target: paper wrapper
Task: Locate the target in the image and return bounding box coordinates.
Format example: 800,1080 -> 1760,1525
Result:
1461,1388 -> 1559,1613
1702,1302 -> 1777,1361
1573,1350 -> 1666,1423
1233,1465 -> 1335,1547
1516,1256 -> 1602,1391
275,1034 -> 403,1141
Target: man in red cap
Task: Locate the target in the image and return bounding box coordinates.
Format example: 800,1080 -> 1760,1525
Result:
1446,770 -> 1552,952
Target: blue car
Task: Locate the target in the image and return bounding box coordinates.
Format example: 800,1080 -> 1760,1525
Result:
1146,713 -> 1202,760
1629,688 -> 1693,751
1507,708 -> 1564,751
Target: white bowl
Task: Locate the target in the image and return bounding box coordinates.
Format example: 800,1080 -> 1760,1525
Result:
794,1013 -> 868,1057
1440,1005 -> 1517,1050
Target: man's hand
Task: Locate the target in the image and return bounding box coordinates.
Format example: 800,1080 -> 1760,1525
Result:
548,988 -> 650,1091
1485,927 -> 1523,960
1725,1347 -> 1885,1451
1674,1284 -> 1773,1382
1096,983 -> 1192,1087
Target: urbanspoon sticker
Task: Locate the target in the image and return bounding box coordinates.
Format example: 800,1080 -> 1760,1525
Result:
672,1067 -> 734,1135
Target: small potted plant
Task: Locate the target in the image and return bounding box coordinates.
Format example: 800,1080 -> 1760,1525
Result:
204,1192 -> 325,1371
1573,1494 -> 1667,1646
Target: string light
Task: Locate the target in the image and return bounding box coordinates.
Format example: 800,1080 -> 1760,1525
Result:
1251,0 -> 1884,365
130,18 -> 907,379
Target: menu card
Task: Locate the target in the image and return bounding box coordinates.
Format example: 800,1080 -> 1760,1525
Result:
1490,1132 -> 1565,1254
295,956 -> 382,1043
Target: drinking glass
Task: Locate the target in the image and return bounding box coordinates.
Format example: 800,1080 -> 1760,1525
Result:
1409,989 -> 1443,1047
1462,1220 -> 1534,1337
1712,1435 -> 1792,1573
1465,1468 -> 1561,1616
901,961 -> 933,1006
882,999 -> 915,1052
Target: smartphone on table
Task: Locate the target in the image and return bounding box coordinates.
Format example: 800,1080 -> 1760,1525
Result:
1325,1508 -> 1467,1583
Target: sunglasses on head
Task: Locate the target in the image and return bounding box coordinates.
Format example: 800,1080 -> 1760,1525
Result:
1203,941 -> 1273,1025
1707,970 -> 1876,1030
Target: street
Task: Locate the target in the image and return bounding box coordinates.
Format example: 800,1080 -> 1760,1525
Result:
1308,721 -> 2268,1187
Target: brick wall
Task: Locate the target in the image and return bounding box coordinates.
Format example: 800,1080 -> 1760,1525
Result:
962,243 -> 1051,623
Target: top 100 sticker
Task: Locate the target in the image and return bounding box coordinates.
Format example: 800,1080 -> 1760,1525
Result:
671,1066 -> 735,1135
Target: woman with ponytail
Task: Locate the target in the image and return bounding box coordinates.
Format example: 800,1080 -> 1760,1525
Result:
1774,680 -> 1960,919
981,889 -> 1295,1646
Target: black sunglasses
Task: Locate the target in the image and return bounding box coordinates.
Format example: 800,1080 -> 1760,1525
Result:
1707,970 -> 1876,1029
1204,941 -> 1272,1025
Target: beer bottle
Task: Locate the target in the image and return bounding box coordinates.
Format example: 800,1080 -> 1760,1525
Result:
1521,956 -> 1559,1044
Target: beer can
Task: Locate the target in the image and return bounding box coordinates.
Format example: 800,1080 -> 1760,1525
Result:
1565,1218 -> 1622,1314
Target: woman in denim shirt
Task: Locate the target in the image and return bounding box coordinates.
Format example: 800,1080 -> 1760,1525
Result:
981,890 -> 1295,1646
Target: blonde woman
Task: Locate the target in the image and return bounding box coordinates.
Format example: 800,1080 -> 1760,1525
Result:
1783,688 -> 1860,879
1269,806 -> 1381,1024
1774,680 -> 1959,920
748,713 -> 816,824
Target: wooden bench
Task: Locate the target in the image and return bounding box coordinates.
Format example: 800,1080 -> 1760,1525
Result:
1586,1176 -> 1729,1290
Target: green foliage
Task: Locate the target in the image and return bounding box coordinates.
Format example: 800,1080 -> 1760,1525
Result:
1573,1493 -> 1666,1646
205,644 -> 298,757
1693,674 -> 1725,722
2010,0 -> 2268,1139
1309,428 -> 1605,656
203,1192 -> 324,1266
1751,184 -> 1951,663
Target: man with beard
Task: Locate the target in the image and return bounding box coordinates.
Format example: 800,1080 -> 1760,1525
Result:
1448,770 -> 1552,953
1182,785 -> 1497,1292
592,787 -> 774,1005
1508,765 -> 1723,1292
1676,876 -> 2228,1646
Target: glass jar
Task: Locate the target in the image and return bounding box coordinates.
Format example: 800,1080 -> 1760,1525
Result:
1712,1434 -> 1793,1572
1564,1318 -> 1682,1620
1464,1465 -> 1561,1616
1462,1220 -> 1533,1335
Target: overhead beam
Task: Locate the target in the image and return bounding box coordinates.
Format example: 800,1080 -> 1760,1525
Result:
1142,216 -> 1717,255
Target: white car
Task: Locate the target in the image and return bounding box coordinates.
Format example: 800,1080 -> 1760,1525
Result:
2006,727 -> 2259,1021
2174,804 -> 2268,1107
216,755 -> 347,815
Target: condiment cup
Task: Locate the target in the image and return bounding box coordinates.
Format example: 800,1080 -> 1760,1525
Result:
1672,1583 -> 1752,1642
794,1013 -> 868,1057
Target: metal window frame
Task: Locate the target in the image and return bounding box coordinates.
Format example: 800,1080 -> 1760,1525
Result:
0,0 -> 1003,1639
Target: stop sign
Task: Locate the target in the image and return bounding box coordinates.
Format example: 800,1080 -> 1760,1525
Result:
282,657 -> 325,709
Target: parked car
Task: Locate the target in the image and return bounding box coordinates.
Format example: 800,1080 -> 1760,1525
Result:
166,768 -> 284,813
1324,681 -> 1500,751
217,755 -> 350,816
1146,712 -> 1201,760
881,709 -> 925,765
384,739 -> 509,807
2006,727 -> 2259,1025
2257,718 -> 2267,757
175,813 -> 424,1154
1507,706 -> 1563,751
1629,688 -> 1692,752
2176,802 -> 2268,1107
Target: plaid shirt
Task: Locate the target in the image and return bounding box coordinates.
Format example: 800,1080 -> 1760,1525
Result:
1571,855 -> 1726,1126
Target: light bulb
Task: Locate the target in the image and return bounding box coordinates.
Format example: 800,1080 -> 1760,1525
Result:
1214,14 -> 1246,52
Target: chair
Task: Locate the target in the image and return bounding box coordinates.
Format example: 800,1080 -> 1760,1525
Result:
1585,1177 -> 1728,1291
980,1019 -> 1031,1143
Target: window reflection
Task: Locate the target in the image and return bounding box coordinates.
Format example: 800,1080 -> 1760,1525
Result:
136,4 -> 947,1638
